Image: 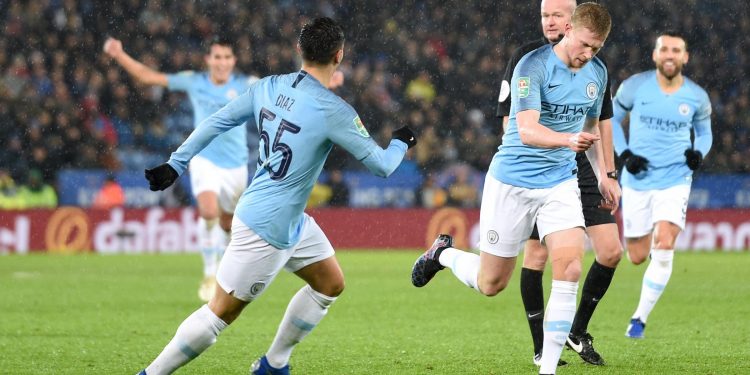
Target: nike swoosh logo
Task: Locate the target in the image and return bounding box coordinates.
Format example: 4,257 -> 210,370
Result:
527,312 -> 542,319
548,84 -> 562,89
592,297 -> 600,303
567,337 -> 583,353
641,101 -> 652,105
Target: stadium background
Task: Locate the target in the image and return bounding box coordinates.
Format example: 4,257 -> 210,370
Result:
1,0 -> 749,252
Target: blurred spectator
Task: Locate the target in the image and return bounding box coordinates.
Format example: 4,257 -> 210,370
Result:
0,169 -> 23,210
18,169 -> 57,209
328,170 -> 350,207
447,166 -> 479,208
307,182 -> 332,208
92,174 -> 125,209
414,125 -> 442,171
417,174 -> 448,209
405,70 -> 436,104
0,135 -> 27,182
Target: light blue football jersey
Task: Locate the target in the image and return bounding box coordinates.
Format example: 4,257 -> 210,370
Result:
167,71 -> 257,168
167,71 -> 408,249
491,44 -> 607,188
612,70 -> 712,190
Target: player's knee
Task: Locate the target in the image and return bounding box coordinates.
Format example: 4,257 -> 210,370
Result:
598,246 -> 623,267
208,299 -> 246,325
552,259 -> 582,281
628,249 -> 648,265
312,279 -> 345,298
550,249 -> 582,282
481,285 -> 504,297
563,262 -> 582,281
479,278 -> 508,297
199,207 -> 220,221
653,236 -> 675,250
214,309 -> 240,325
327,280 -> 345,297
523,244 -> 548,271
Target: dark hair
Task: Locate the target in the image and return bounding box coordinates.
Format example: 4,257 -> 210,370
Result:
298,17 -> 345,65
657,30 -> 688,50
204,35 -> 235,54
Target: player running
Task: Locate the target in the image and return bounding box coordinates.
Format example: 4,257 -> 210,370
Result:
613,31 -> 712,339
412,3 -> 617,374
103,36 -> 258,302
497,0 -> 622,366
136,17 -> 416,375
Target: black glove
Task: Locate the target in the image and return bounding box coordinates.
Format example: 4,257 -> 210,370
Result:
144,163 -> 178,191
685,149 -> 703,171
620,149 -> 649,174
392,126 -> 417,149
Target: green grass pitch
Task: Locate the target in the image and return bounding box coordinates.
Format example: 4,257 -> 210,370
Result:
1,251 -> 749,374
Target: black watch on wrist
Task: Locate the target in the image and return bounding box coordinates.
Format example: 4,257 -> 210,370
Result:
606,170 -> 618,180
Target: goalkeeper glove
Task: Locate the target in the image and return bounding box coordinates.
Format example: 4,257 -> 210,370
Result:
145,163 -> 178,191
684,149 -> 703,170
392,126 -> 417,149
620,149 -> 649,174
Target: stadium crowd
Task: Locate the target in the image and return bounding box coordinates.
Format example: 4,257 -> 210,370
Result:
0,0 -> 748,208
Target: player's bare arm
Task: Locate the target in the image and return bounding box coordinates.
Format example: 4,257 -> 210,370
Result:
596,118 -> 622,213
582,117 -> 605,180
598,118 -> 617,173
103,37 -> 169,87
583,117 -> 620,213
613,102 -> 650,174
517,109 -> 599,152
612,110 -> 631,154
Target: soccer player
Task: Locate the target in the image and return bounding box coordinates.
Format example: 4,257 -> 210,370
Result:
103,36 -> 258,302
496,0 -> 623,366
613,31 -> 712,339
137,17 -> 416,375
412,3 -> 617,374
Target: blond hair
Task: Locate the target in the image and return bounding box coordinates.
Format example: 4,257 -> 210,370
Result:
571,2 -> 612,38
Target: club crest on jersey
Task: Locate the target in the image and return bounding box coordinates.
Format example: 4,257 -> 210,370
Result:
226,89 -> 238,100
586,82 -> 598,99
353,116 -> 370,138
518,77 -> 530,98
679,103 -> 690,116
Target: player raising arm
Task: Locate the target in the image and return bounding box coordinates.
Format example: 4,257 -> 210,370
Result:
135,17 -> 416,375
104,36 -> 258,302
612,31 -> 712,339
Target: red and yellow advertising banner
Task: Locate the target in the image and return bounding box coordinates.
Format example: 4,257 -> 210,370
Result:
0,207 -> 198,254
1,207 -> 749,253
